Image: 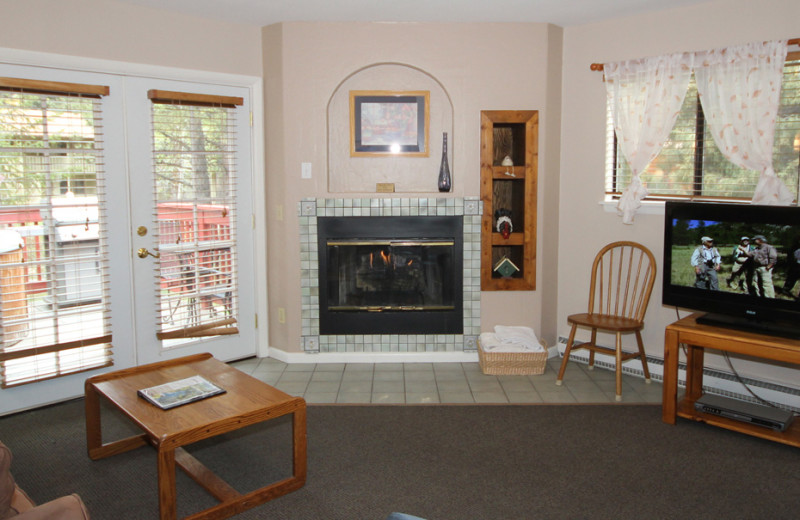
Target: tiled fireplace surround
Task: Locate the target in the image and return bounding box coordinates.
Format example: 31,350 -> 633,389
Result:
299,197 -> 482,355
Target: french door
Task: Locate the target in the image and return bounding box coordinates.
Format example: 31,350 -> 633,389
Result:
125,77 -> 256,366
0,64 -> 258,414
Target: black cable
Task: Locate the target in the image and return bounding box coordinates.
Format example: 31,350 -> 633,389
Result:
675,307 -> 688,357
720,351 -> 799,416
673,306 -> 797,416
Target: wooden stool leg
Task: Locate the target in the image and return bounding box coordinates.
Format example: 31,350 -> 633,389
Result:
615,332 -> 623,401
293,404 -> 308,482
556,323 -> 578,385
157,448 -> 177,520
85,383 -> 102,459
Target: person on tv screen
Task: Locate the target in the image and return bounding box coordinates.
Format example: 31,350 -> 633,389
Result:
691,236 -> 721,290
752,235 -> 778,298
780,245 -> 800,300
727,236 -> 755,294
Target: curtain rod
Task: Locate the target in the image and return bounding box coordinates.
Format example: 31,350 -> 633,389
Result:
590,37 -> 800,71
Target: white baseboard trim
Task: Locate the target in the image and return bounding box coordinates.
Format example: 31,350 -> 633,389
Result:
267,345 -> 561,365
267,347 -> 480,364
557,337 -> 800,413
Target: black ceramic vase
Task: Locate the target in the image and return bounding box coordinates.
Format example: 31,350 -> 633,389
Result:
438,132 -> 451,192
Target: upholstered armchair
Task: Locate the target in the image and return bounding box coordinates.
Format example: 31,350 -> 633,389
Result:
0,440 -> 89,519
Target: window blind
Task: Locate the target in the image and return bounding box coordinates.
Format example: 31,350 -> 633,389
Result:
148,90 -> 241,342
0,78 -> 112,388
607,57 -> 800,201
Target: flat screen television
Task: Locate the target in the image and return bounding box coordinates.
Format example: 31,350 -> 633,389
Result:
663,201 -> 800,339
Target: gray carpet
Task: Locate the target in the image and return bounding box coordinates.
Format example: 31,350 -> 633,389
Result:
1,399 -> 799,519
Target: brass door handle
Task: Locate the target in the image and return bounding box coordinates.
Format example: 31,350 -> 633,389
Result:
137,247 -> 160,259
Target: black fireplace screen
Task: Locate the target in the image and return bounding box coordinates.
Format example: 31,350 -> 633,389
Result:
318,216 -> 463,335
326,239 -> 455,311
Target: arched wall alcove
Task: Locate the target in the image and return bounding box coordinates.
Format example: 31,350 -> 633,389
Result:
327,62 -> 454,193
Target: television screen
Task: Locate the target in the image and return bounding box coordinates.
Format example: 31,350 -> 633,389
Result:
663,201 -> 800,338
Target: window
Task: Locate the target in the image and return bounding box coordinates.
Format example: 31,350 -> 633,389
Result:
148,90 -> 242,343
607,58 -> 800,202
0,78 -> 112,387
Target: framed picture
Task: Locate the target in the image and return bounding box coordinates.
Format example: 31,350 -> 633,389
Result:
350,90 -> 430,157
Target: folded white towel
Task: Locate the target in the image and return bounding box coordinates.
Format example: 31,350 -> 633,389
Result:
480,332 -> 522,352
493,326 -> 543,352
480,328 -> 544,353
479,332 -> 499,349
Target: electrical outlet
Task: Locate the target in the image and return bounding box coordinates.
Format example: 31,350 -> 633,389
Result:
301,162 -> 312,179
278,307 -> 286,324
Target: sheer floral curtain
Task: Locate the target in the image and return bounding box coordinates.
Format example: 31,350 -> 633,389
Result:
605,52 -> 693,224
694,40 -> 790,205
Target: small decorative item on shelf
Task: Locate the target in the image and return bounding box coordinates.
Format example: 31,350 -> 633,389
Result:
438,132 -> 452,192
494,208 -> 513,239
493,256 -> 520,278
501,155 -> 515,177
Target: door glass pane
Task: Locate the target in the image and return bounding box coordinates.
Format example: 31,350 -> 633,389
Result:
0,89 -> 111,387
150,102 -> 239,345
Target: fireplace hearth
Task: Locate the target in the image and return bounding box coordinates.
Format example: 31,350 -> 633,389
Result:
318,216 -> 463,335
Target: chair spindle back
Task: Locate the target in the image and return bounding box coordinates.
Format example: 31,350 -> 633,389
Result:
587,241 -> 656,323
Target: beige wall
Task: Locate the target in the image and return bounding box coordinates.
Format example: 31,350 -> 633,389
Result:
560,0 -> 800,383
326,63 -> 454,193
0,0 -> 262,76
540,24 -> 563,344
262,23 -> 288,351
263,22 -> 563,352
9,0 -> 796,385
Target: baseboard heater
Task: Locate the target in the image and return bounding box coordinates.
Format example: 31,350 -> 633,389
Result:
694,394 -> 795,432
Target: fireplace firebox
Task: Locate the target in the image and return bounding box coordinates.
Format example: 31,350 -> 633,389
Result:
318,216 -> 463,335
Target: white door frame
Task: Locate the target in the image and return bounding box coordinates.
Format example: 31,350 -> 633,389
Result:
125,76 -> 257,365
0,49 -> 268,415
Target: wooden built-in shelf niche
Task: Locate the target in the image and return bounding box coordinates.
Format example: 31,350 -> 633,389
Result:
480,110 -> 538,290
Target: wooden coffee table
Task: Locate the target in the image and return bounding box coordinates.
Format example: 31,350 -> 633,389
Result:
84,353 -> 306,520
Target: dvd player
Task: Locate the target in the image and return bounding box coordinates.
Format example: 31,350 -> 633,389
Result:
694,394 -> 795,432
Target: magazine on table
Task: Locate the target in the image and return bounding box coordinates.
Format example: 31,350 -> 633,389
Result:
138,375 -> 226,410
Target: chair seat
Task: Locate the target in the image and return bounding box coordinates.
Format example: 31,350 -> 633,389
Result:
567,313 -> 644,332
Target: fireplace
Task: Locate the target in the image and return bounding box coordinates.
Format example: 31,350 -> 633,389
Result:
298,197 -> 481,354
318,216 -> 463,335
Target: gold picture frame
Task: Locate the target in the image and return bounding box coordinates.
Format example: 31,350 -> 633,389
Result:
350,90 -> 430,157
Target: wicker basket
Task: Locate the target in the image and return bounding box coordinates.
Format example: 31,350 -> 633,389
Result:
478,338 -> 548,375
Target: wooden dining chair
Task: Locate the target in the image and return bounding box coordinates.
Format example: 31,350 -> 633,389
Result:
556,241 -> 657,401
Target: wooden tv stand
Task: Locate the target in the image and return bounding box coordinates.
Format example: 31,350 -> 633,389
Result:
663,313 -> 800,447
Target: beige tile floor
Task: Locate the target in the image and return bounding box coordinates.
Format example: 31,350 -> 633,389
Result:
230,356 -> 664,405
